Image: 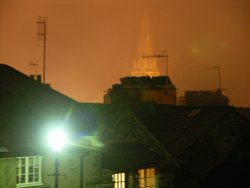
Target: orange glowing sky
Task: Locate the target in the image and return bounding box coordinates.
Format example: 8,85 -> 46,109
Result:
0,0 -> 249,107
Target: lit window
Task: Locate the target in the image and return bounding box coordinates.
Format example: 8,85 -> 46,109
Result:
138,168 -> 155,188
16,156 -> 42,187
112,172 -> 125,188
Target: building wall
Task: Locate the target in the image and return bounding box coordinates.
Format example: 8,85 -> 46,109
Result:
125,87 -> 176,105
44,153 -> 81,188
84,152 -> 103,188
180,90 -> 229,106
0,157 -> 16,188
0,151 -> 103,188
45,151 -> 102,188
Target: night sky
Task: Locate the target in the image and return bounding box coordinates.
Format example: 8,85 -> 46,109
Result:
0,0 -> 249,107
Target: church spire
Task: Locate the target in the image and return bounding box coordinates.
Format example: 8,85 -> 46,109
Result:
131,8 -> 160,77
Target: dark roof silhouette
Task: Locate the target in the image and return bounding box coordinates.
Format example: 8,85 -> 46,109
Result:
130,104 -> 250,187
79,103 -> 129,135
236,107 -> 250,121
78,102 -> 250,186
78,103 -> 173,171
0,64 -> 90,156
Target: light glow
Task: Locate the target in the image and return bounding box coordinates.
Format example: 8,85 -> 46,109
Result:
48,129 -> 67,152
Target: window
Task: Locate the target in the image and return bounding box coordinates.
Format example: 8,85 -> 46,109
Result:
16,156 -> 42,187
138,168 -> 155,188
112,172 -> 125,188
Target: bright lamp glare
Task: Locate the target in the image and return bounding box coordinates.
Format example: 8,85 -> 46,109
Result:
48,129 -> 67,152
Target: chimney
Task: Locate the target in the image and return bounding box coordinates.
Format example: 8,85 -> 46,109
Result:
30,75 -> 35,80
36,75 -> 42,83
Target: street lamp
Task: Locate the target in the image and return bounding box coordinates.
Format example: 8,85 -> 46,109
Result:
48,129 -> 67,152
48,128 -> 67,188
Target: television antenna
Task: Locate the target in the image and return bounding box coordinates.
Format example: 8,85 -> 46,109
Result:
140,54 -> 168,76
37,16 -> 47,84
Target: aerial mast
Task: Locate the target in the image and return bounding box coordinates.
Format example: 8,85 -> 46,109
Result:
140,54 -> 168,76
37,17 -> 47,84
